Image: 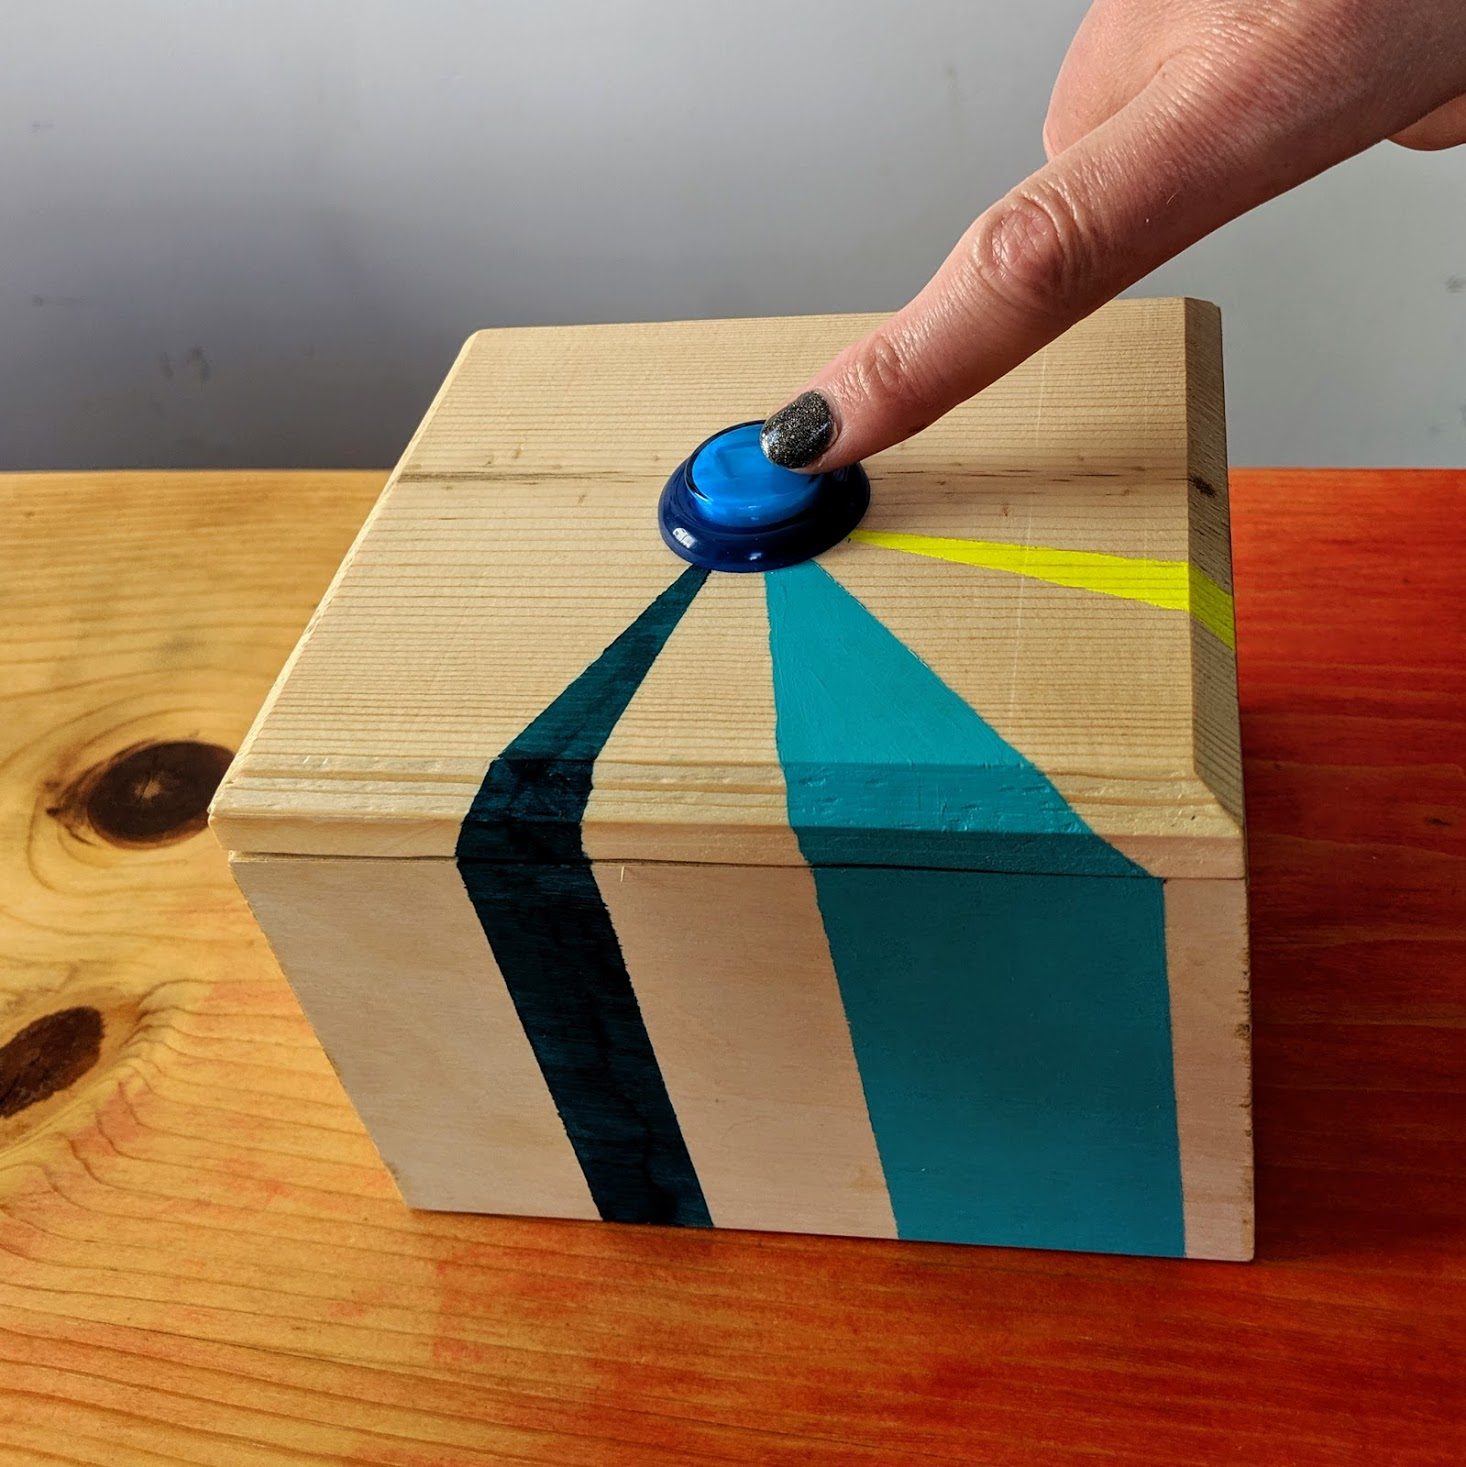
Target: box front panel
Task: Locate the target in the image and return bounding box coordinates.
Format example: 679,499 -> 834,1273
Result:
602,858 -> 1191,1256
452,551 -> 1246,1255
236,842 -> 1245,1256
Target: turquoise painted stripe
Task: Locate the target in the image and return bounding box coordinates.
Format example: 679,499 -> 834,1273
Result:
766,561 -> 1183,1256
763,562 -> 1140,875
809,868 -> 1183,1254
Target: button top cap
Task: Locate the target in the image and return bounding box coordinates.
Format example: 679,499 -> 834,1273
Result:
687,424 -> 821,529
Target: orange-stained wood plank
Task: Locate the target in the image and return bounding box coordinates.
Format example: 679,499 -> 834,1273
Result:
0,467 -> 1462,1466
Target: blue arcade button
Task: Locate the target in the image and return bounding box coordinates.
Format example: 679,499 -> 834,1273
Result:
658,421 -> 870,572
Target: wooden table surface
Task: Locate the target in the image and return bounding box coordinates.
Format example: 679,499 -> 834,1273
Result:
1,468 -> 1462,1466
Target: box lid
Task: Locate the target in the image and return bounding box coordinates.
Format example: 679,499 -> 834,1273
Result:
212,300 -> 1243,879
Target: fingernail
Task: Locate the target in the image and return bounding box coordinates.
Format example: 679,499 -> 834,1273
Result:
760,390 -> 836,469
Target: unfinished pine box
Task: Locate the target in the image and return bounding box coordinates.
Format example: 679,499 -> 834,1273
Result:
212,299 -> 1253,1260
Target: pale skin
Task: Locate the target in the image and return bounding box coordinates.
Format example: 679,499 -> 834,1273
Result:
769,0 -> 1466,470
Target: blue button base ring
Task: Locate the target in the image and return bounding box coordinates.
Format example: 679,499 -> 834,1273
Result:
658,421 -> 871,573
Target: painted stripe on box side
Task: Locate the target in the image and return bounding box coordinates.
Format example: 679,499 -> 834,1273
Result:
767,560 -> 1184,1255
456,566 -> 712,1228
809,867 -> 1184,1255
599,853 -> 897,1239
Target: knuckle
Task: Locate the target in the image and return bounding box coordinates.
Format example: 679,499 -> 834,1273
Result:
971,181 -> 1101,317
851,328 -> 928,423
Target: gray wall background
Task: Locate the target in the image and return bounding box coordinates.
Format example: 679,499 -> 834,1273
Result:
3,0 -> 1464,471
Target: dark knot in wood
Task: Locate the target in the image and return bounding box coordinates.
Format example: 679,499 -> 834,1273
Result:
72,740 -> 233,847
0,1007 -> 104,1118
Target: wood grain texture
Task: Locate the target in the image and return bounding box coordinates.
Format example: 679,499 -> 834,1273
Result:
211,476 -> 686,860
1164,879 -> 1253,1260
2,468 -> 1462,1465
228,853 -> 598,1219
595,859 -> 896,1239
211,301 -> 1243,874
820,550 -> 1241,877
582,571 -> 801,866
1183,301 -> 1246,835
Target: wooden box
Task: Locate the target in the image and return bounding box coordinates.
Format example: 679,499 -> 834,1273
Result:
211,300 -> 1252,1260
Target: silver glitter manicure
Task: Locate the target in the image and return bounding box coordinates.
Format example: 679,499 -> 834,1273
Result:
760,391 -> 836,469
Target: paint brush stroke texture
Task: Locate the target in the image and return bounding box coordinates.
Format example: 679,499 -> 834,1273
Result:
766,561 -> 1184,1255
850,529 -> 1236,651
811,867 -> 1184,1254
764,561 -> 1141,876
456,566 -> 712,1228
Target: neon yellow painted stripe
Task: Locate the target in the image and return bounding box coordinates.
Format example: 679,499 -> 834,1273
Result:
849,530 -> 1236,651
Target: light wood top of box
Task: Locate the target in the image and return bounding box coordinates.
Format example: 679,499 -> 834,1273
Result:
212,300 -> 1243,876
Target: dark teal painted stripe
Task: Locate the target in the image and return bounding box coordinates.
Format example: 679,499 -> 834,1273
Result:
763,562 -> 1141,875
766,561 -> 1183,1256
458,566 -> 709,865
456,567 -> 712,1228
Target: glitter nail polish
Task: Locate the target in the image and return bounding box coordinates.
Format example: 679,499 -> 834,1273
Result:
760,390 -> 836,469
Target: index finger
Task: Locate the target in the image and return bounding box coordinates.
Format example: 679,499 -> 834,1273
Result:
759,62 -> 1326,471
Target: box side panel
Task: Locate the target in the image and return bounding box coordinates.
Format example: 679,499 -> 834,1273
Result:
1191,624 -> 1244,842
230,852 -> 1250,1260
1184,299 -> 1245,829
596,859 -> 896,1239
1165,877 -> 1254,1261
1183,300 -> 1235,595
231,853 -> 598,1219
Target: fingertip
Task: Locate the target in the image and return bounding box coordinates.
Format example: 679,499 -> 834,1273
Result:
760,389 -> 838,470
